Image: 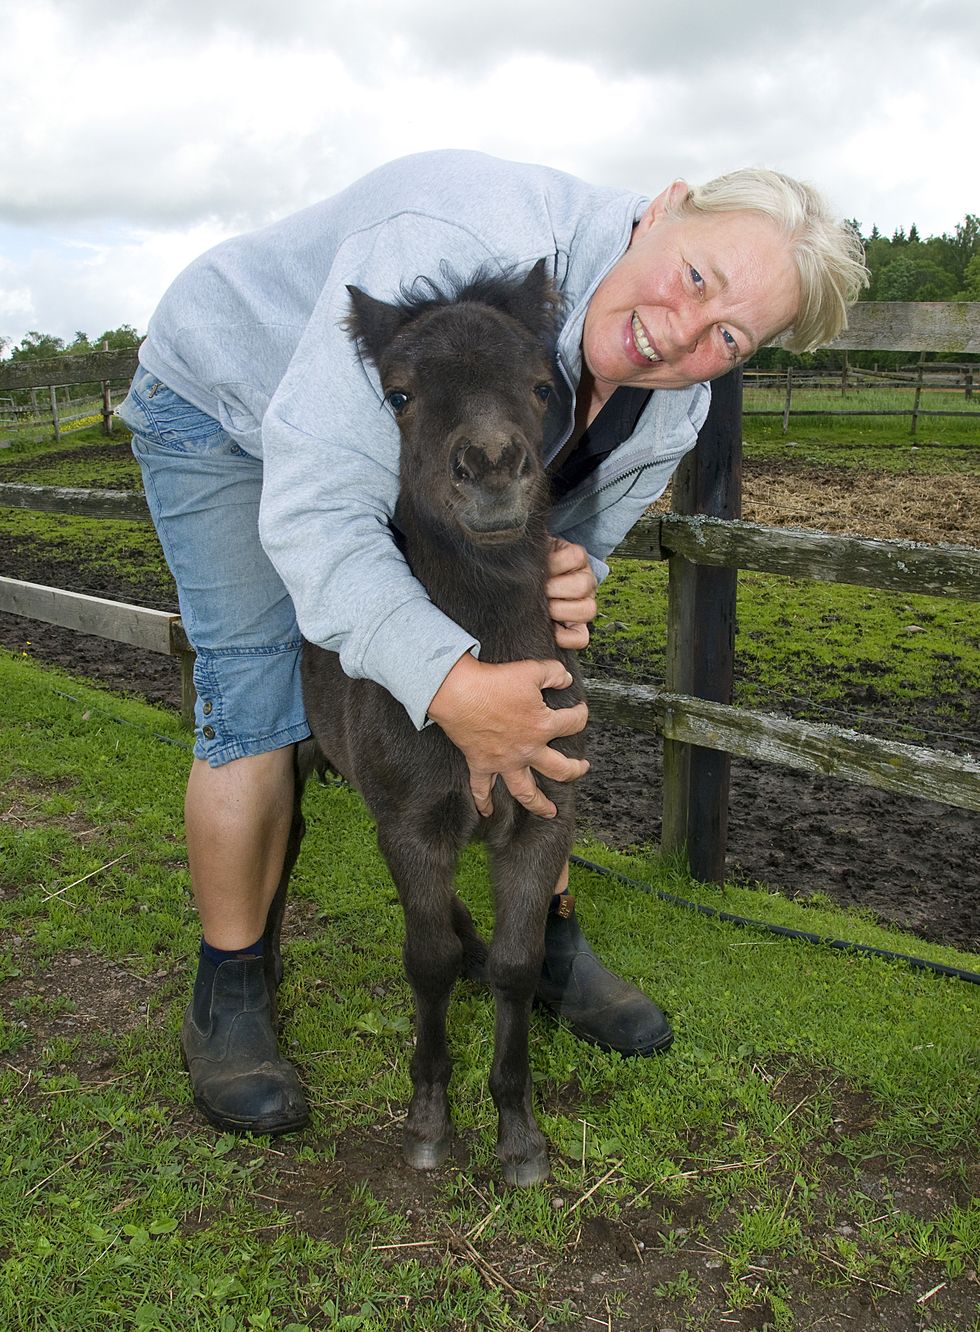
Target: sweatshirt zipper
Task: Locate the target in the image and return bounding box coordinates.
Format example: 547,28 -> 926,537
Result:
551,462 -> 647,511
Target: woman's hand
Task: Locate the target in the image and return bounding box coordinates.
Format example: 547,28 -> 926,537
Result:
427,652 -> 589,819
545,538 -> 598,649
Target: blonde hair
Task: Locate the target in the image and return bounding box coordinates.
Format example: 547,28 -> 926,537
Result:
668,168 -> 869,352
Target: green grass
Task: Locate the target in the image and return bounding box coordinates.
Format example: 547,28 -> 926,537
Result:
587,561 -> 980,741
1,652 -> 979,1330
741,382 -> 980,467
0,422 -> 144,490
0,506 -> 172,598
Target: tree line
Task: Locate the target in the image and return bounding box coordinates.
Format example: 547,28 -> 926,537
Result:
0,324 -> 142,364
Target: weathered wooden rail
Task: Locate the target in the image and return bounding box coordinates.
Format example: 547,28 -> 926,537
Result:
1,306 -> 979,884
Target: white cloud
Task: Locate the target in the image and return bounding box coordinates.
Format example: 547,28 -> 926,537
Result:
0,0 -> 976,345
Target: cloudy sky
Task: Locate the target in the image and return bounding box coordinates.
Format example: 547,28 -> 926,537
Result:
1,0 -> 976,349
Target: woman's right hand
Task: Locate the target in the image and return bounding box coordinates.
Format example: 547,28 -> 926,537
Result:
426,653 -> 589,819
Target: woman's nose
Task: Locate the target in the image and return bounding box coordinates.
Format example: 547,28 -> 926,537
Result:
671,306 -> 712,354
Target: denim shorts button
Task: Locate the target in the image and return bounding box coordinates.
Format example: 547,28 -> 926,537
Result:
202,725 -> 216,741
202,701 -> 213,716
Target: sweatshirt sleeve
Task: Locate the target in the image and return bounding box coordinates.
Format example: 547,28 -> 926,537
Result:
257,214 -> 506,729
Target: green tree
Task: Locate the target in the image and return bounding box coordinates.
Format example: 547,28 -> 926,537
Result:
9,331 -> 65,361
875,256 -> 957,301
93,324 -> 141,351
959,253 -> 980,300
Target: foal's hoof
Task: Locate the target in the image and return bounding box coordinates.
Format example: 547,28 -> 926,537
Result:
403,1132 -> 454,1171
500,1150 -> 550,1188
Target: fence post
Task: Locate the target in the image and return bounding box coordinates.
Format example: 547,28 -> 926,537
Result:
782,366 -> 792,433
965,370 -> 973,401
661,367 -> 742,883
101,340 -> 113,435
49,386 -> 61,444
911,360 -> 924,437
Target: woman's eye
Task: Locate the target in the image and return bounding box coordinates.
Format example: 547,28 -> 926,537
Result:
386,390 -> 411,414
689,266 -> 704,289
720,327 -> 739,358
533,383 -> 552,402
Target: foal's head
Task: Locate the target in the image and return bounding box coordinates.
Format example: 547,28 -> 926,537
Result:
347,261 -> 563,548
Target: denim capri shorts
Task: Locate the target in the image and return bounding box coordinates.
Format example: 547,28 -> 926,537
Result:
117,367 -> 311,766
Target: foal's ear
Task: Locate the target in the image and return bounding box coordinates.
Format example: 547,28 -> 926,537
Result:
506,259 -> 562,342
344,286 -> 413,365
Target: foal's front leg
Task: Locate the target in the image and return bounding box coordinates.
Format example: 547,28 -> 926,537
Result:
377,823 -> 464,1170
487,819 -> 570,1186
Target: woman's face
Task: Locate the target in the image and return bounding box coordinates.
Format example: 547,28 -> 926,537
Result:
582,182 -> 801,397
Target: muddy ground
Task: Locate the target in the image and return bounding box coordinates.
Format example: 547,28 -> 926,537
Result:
0,450 -> 977,953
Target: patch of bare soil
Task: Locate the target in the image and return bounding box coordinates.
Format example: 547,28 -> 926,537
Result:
740,458 -> 980,547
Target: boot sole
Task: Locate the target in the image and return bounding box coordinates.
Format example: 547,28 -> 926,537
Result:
181,1046 -> 311,1136
190,1090 -> 310,1137
535,999 -> 675,1057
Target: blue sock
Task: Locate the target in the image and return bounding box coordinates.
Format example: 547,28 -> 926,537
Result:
200,936 -> 265,966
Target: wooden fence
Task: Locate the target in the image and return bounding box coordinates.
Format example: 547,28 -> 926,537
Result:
0,348 -> 138,445
1,306 -> 979,886
743,361 -> 980,435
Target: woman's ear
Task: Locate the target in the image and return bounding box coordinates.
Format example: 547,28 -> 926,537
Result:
633,178 -> 691,236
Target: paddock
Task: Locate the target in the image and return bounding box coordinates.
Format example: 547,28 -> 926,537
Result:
0,305 -> 978,1330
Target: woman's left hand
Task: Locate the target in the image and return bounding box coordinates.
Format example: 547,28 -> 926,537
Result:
545,538 -> 598,649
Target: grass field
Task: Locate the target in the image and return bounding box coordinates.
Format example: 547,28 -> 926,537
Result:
1,421 -> 978,1329
1,654 -> 979,1331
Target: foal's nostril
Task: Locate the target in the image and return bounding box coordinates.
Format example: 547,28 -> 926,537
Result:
451,444 -> 474,483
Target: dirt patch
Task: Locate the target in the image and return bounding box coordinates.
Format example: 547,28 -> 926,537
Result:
739,459 -> 980,547
0,939 -> 180,1061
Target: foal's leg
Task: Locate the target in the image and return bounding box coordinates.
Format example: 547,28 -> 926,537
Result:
377,822 -> 465,1170
487,820 -> 570,1186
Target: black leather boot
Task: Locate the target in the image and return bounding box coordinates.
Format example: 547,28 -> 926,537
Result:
536,898 -> 673,1056
181,952 -> 310,1135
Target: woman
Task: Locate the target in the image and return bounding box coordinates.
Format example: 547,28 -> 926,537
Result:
118,149 -> 866,1135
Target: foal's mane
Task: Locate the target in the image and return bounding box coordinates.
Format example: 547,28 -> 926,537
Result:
396,262 -> 563,323
343,261 -> 565,359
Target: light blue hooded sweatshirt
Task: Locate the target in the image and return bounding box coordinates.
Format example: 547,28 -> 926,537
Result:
138,150 -> 710,727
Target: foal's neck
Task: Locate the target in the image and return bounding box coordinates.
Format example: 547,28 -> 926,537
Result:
398,501 -> 554,664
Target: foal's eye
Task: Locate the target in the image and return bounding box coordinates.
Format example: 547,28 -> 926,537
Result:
533,383 -> 553,403
385,390 -> 411,415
